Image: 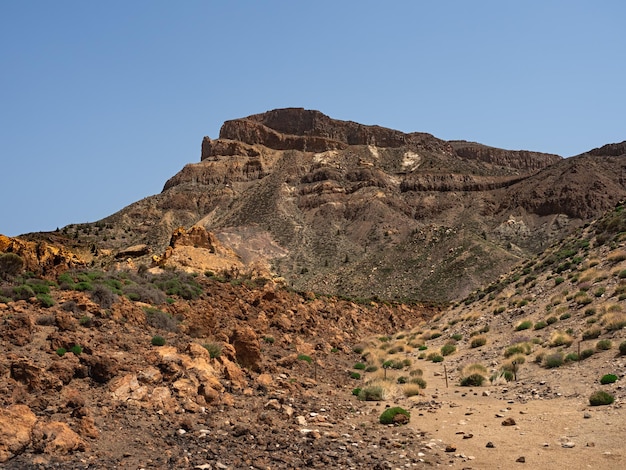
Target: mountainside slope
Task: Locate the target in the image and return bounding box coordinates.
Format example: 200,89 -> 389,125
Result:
22,110 -> 626,302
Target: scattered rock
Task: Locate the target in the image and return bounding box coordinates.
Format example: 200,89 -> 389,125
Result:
486,441 -> 495,448
502,417 -> 517,426
516,456 -> 526,463
0,404 -> 37,463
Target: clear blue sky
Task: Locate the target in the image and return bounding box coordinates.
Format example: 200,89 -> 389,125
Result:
1,1 -> 624,236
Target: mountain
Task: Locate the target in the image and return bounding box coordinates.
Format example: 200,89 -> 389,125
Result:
23,109 -> 626,302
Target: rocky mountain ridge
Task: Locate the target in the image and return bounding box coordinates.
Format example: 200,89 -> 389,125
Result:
16,109 -> 626,302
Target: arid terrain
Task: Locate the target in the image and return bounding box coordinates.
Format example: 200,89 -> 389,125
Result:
2,110 -> 625,469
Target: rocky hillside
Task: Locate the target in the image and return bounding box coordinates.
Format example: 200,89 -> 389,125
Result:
21,109 -> 626,303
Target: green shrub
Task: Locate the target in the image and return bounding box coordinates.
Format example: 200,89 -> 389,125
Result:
564,352 -> 579,363
263,336 -> 275,344
619,341 -> 626,355
203,342 -> 222,358
589,390 -> 615,406
441,344 -> 456,356
56,348 -> 67,356
151,335 -> 166,346
79,316 -> 93,327
0,253 -> 24,279
410,377 -> 427,388
358,385 -> 384,401
352,345 -> 364,354
504,342 -> 532,357
397,376 -> 408,384
554,277 -> 565,285
596,339 -> 612,350
427,353 -> 444,363
353,362 -> 366,370
471,336 -> 487,348
582,328 -> 602,340
350,372 -> 361,379
36,293 -> 55,308
365,365 -> 378,372
600,374 -> 618,385
451,333 -> 463,341
352,388 -> 361,396
515,320 -> 532,331
144,307 -> 179,332
460,373 -> 485,387
70,345 -> 82,355
153,272 -> 202,300
580,349 -> 595,360
534,321 -> 548,330
543,353 -> 564,368
379,407 -> 410,425
559,312 -> 572,320
546,316 -> 558,325
297,354 -> 312,364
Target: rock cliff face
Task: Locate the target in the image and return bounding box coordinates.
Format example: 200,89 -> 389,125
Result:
30,108 -> 625,302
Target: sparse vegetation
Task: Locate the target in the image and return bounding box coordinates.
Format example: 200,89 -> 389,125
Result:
596,339 -> 612,351
515,320 -> 532,331
543,352 -> 564,368
379,407 -> 410,425
589,390 -> 615,406
203,342 -> 222,358
460,373 -> 485,387
600,374 -> 618,385
358,385 -> 385,401
297,354 -> 312,364
470,336 -> 487,348
440,343 -> 456,356
151,335 -> 166,346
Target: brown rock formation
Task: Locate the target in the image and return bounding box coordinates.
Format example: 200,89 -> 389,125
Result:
0,235 -> 83,277
0,404 -> 37,463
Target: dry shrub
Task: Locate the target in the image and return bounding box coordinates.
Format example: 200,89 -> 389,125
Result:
602,312 -> 626,331
402,384 -> 423,397
549,331 -> 574,347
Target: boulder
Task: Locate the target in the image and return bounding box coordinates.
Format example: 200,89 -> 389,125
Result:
0,404 -> 37,463
230,326 -> 261,372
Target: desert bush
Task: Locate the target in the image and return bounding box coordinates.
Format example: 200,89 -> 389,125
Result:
460,374 -> 485,386
144,307 -> 179,332
123,283 -> 166,305
600,374 -> 618,385
396,376 -> 408,384
543,352 -> 564,368
12,284 -> 35,301
451,333 -> 463,341
70,344 -> 82,355
379,407 -> 410,425
582,328 -> 602,340
36,293 -> 55,308
559,312 -> 572,320
152,272 -> 202,300
549,332 -> 573,347
151,335 -> 166,346
409,377 -> 427,388
409,368 -> 423,377
0,253 -> 24,279
504,342 -> 532,357
403,384 -> 423,397
354,362 -> 366,370
263,336 -> 275,344
351,388 -> 361,396
352,345 -> 365,354
471,336 -> 487,348
596,339 -> 612,351
79,315 -> 93,327
297,354 -> 312,364
564,352 -> 579,363
441,343 -> 456,356
619,341 -> 626,355
56,348 -> 67,356
365,365 -> 378,372
350,372 -> 361,379
203,342 -> 222,358
428,353 -> 444,363
580,349 -> 595,360
602,312 -> 626,331
91,284 -> 118,309
515,320 -> 532,331
589,390 -> 615,406
358,385 -> 385,401
534,321 -> 548,330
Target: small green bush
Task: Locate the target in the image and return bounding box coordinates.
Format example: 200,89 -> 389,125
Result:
203,342 -> 222,358
70,345 -> 82,355
428,353 -> 444,363
365,365 -> 378,372
596,339 -> 612,351
354,362 -> 366,370
0,253 -> 24,279
263,336 -> 275,344
471,336 -> 487,348
358,385 -> 384,401
619,341 -> 626,355
151,335 -> 166,346
600,374 -> 618,385
564,352 -> 579,363
534,321 -> 548,330
79,316 -> 93,327
36,293 -> 55,308
297,354 -> 312,364
580,348 -> 595,360
379,407 -> 410,425
582,328 -> 602,340
589,390 -> 615,406
515,320 -> 532,331
350,372 -> 361,379
397,376 -> 408,384
351,387 -> 361,396
451,333 -> 463,341
352,345 -> 364,354
544,353 -> 564,368
56,348 -> 67,356
410,377 -> 427,388
559,312 -> 572,320
460,374 -> 485,387
441,344 -> 456,356
418,345 -> 428,351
